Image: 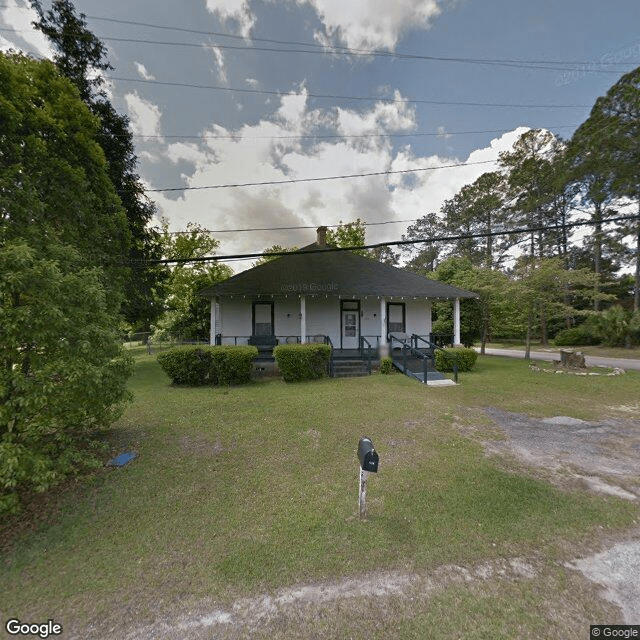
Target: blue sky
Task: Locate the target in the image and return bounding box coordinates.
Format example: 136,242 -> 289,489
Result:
2,0 -> 639,269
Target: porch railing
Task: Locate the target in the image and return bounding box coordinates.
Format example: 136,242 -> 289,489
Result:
359,336 -> 374,375
411,334 -> 459,383
389,335 -> 433,383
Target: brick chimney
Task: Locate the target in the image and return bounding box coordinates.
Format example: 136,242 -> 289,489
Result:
316,226 -> 328,247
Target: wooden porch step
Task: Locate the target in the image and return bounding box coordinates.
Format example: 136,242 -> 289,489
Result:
331,359 -> 371,378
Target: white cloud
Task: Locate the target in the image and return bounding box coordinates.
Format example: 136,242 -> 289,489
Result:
134,62 -> 155,81
165,142 -> 210,166
124,92 -> 163,140
0,0 -> 53,57
205,45 -> 228,83
204,0 -> 446,50
300,0 -> 443,50
154,89 -> 526,272
204,0 -> 255,38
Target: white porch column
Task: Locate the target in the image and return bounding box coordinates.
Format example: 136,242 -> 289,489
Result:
453,297 -> 461,346
300,295 -> 307,343
425,300 -> 432,339
379,297 -> 389,357
209,296 -> 217,345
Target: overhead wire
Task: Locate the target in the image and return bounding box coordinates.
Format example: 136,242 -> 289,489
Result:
163,218 -> 417,235
2,8 -> 635,71
109,75 -> 591,109
146,159 -> 499,192
135,214 -> 640,265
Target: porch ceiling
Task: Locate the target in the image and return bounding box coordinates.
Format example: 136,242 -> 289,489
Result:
201,243 -> 477,300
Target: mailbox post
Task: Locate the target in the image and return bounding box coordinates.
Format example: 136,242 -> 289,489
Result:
357,437 -> 378,519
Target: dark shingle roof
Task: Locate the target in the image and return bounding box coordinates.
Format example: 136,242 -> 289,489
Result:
201,244 -> 477,300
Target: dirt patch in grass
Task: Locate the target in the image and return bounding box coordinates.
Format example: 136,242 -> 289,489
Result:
479,408 -> 640,500
179,434 -> 236,457
456,407 -> 640,624
85,554 -> 627,640
113,558 -> 524,639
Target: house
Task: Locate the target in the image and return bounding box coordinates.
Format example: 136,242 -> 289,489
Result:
200,227 -> 477,359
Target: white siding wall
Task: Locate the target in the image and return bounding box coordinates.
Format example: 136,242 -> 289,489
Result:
405,299 -> 432,337
220,299 -> 252,340
306,298 -> 340,344
217,297 -> 433,345
360,298 -> 381,342
274,299 -> 301,338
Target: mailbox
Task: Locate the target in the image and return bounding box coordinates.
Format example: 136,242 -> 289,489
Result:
357,437 -> 379,473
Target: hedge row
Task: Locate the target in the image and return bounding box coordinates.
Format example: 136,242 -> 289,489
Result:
273,343 -> 332,382
553,325 -> 601,346
434,346 -> 478,372
157,345 -> 258,386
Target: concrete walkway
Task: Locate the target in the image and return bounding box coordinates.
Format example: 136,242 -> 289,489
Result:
476,347 -> 640,372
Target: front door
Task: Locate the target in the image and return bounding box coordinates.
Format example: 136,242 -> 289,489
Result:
341,300 -> 360,349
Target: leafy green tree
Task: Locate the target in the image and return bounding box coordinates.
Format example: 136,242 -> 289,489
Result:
499,129 -> 563,260
512,257 -> 605,355
325,218 -> 399,263
368,244 -> 400,265
0,52 -> 130,294
441,171 -> 510,269
325,219 -> 367,255
567,65 -> 640,310
426,257 -> 519,351
156,223 -> 232,341
253,244 -> 299,267
402,212 -> 447,275
32,0 -> 167,329
0,53 -> 132,514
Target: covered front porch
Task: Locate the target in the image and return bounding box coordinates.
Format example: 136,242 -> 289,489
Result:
209,294 -> 465,354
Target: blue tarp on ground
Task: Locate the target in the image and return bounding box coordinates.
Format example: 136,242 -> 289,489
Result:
107,452 -> 137,467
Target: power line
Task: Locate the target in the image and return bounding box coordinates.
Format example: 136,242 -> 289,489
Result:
138,214 -> 640,265
89,35 -> 632,74
81,15 -> 640,67
4,10 -> 636,71
146,159 -> 498,192
131,125 -> 578,142
163,218 -> 417,235
110,76 -> 590,109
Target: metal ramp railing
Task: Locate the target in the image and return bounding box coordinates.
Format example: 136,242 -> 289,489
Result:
389,334 -> 458,384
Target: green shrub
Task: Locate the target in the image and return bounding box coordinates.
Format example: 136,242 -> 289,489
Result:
553,325 -> 601,347
379,357 -> 393,374
593,306 -> 640,348
157,345 -> 258,386
273,343 -> 332,382
434,347 -> 478,372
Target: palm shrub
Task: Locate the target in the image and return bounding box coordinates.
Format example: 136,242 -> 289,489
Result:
593,306 -> 640,348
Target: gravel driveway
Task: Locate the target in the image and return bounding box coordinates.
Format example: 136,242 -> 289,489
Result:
482,407 -> 640,623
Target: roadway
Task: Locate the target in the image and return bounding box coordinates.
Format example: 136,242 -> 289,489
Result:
476,347 -> 640,372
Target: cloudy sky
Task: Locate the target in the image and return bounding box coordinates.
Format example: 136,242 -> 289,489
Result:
2,0 -> 639,271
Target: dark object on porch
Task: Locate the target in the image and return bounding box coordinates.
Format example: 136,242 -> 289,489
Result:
248,335 -> 278,353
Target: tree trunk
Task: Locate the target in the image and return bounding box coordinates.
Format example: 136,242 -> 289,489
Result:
593,201 -> 603,311
525,308 -> 532,360
540,303 -> 548,345
480,308 -> 489,355
635,201 -> 640,313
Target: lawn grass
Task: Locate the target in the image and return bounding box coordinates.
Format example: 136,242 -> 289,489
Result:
1,355 -> 638,637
